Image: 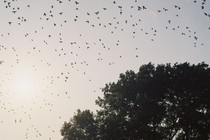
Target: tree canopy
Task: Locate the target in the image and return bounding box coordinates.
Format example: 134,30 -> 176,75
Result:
61,62 -> 210,140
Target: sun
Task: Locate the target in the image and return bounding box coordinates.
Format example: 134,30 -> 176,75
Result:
13,76 -> 35,95
4,66 -> 45,104
5,65 -> 47,101
7,70 -> 38,98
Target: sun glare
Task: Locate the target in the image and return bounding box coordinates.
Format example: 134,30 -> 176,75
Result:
14,77 -> 34,95
10,74 -> 36,97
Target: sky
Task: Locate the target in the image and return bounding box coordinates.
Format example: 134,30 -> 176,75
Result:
0,0 -> 210,139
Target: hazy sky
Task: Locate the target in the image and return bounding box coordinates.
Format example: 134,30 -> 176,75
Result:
0,0 -> 210,139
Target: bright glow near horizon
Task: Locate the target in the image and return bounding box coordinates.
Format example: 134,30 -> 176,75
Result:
12,76 -> 35,96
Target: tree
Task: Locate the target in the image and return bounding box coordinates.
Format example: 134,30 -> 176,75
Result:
61,62 -> 210,140
60,109 -> 99,140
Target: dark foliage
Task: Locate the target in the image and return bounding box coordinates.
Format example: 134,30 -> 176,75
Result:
61,62 -> 210,140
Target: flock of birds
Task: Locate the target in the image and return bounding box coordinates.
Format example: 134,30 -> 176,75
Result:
0,0 -> 209,139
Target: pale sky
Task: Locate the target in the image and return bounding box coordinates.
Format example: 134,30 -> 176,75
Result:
0,0 -> 210,139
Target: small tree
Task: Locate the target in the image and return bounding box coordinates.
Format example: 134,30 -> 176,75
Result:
61,109 -> 98,140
